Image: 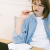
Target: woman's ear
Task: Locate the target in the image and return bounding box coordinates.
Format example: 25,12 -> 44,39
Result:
49,24 -> 50,29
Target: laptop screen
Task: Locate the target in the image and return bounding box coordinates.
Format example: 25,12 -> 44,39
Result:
0,42 -> 9,50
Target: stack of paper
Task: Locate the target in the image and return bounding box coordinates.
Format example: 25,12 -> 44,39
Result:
8,43 -> 32,50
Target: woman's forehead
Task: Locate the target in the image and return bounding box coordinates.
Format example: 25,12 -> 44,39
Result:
33,0 -> 42,4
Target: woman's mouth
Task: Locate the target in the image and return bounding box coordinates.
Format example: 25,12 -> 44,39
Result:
35,10 -> 39,12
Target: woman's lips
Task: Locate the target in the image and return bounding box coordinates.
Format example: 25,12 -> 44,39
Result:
35,10 -> 39,12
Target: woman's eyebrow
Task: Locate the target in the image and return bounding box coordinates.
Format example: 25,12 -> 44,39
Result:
33,1 -> 36,3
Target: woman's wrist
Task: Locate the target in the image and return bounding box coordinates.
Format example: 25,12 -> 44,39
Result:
19,17 -> 24,22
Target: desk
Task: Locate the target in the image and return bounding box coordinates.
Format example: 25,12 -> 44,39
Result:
0,38 -> 12,44
30,46 -> 46,50
0,38 -> 46,50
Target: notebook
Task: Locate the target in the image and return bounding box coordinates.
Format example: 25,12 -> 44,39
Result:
8,43 -> 32,50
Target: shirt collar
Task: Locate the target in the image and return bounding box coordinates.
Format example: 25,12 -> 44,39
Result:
32,13 -> 36,21
32,13 -> 47,21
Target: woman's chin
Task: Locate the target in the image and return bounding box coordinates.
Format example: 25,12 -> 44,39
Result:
34,12 -> 40,15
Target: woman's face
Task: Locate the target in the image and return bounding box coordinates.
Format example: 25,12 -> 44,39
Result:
32,0 -> 45,16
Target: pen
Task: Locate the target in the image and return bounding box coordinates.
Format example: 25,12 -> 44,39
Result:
25,10 -> 37,13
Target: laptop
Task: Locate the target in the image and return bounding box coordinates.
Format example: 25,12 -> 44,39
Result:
0,42 -> 9,50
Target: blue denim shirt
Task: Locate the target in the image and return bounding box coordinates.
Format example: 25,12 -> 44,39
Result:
12,13 -> 50,44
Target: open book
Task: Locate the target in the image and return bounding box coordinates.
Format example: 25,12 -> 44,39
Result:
8,43 -> 32,50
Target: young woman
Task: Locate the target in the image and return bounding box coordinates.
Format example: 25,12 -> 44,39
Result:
12,0 -> 50,49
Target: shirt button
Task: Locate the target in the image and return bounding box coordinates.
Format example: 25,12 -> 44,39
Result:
33,32 -> 34,33
35,24 -> 36,26
29,39 -> 31,40
33,20 -> 35,21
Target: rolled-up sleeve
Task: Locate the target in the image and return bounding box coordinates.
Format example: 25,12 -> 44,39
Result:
12,19 -> 27,44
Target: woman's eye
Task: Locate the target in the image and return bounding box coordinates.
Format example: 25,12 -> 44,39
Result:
34,3 -> 37,5
39,5 -> 42,6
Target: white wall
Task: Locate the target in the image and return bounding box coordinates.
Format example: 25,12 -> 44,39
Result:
0,0 -> 28,1
0,1 -> 32,41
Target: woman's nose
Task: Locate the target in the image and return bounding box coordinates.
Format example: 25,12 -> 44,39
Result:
35,5 -> 39,9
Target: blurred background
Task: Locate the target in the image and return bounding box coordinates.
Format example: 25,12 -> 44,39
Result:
0,0 -> 50,41
0,0 -> 32,41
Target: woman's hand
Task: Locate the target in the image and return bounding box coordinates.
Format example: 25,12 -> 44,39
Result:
49,24 -> 50,29
19,9 -> 31,20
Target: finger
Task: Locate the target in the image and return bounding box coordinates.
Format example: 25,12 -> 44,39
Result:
21,10 -> 26,15
49,24 -> 50,29
24,9 -> 31,13
21,9 -> 31,15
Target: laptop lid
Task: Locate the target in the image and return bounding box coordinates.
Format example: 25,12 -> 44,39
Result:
0,42 -> 9,50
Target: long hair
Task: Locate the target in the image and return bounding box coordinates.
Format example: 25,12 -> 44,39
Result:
32,0 -> 50,19
49,0 -> 50,12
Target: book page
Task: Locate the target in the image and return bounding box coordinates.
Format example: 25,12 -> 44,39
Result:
8,43 -> 32,50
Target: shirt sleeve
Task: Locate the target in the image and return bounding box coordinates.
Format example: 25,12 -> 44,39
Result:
12,19 -> 27,44
48,13 -> 50,24
47,12 -> 50,28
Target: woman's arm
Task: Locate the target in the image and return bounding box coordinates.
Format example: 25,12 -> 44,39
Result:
12,9 -> 31,44
12,19 -> 27,44
49,25 -> 50,29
